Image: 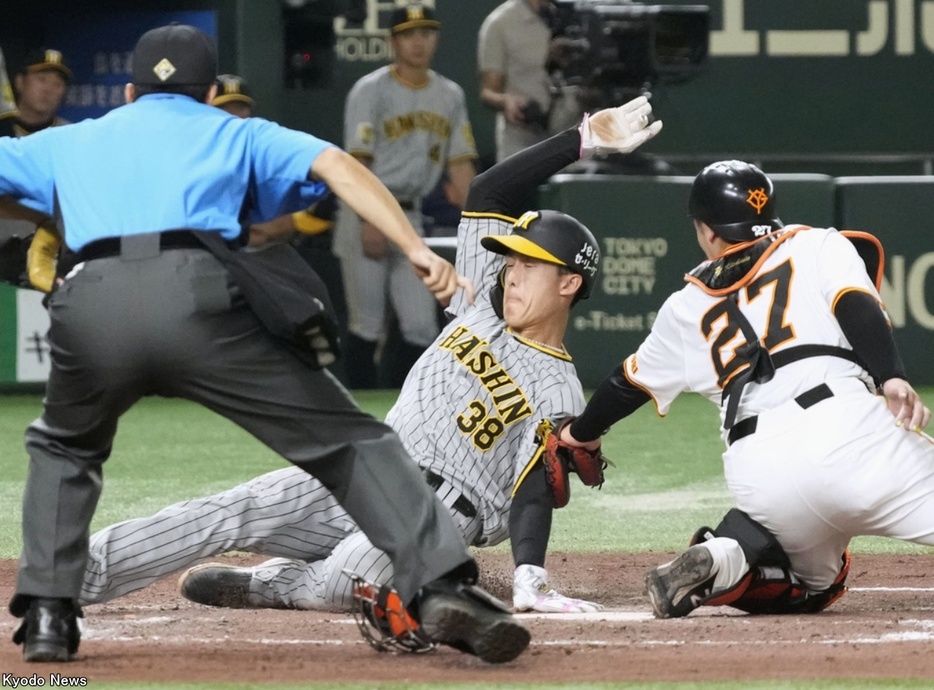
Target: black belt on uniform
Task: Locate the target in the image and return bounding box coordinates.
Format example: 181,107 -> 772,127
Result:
728,383 -> 835,446
396,199 -> 416,211
424,470 -> 478,518
77,230 -> 205,262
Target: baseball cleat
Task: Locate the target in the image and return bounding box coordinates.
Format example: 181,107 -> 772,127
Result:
418,580 -> 531,664
12,598 -> 81,663
178,558 -> 299,608
645,544 -> 714,619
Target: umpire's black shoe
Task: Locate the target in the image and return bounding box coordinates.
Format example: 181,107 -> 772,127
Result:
12,598 -> 81,662
645,544 -> 715,619
418,580 -> 530,664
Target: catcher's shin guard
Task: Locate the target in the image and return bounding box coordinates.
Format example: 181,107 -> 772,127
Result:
702,549 -> 851,615
349,575 -> 436,654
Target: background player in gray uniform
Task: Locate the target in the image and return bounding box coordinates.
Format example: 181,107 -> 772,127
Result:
0,48 -> 72,292
77,98 -> 662,614
334,4 -> 478,388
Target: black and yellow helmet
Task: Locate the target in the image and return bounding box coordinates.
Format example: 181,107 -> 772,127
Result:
480,210 -> 600,299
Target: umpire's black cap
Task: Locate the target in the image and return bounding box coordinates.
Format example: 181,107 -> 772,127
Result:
481,210 -> 601,299
20,48 -> 71,81
390,4 -> 441,34
212,74 -> 254,108
132,23 -> 217,86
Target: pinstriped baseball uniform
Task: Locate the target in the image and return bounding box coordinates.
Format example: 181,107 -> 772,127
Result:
333,64 -> 477,348
80,210 -> 585,610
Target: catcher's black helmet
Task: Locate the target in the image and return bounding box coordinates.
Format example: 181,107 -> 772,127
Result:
480,210 -> 600,299
689,160 -> 783,243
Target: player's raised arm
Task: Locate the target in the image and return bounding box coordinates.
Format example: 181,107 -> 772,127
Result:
450,96 -> 662,316
465,96 -> 662,217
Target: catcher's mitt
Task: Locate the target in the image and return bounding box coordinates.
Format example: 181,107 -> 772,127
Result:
542,418 -> 610,508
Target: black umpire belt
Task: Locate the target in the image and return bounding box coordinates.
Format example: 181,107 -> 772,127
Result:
728,383 -> 835,446
395,198 -> 418,211
424,470 -> 478,518
77,230 -> 206,262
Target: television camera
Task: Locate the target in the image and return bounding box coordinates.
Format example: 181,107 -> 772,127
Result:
546,0 -> 710,112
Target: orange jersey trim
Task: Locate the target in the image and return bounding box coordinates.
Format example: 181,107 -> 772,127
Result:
684,227 -> 808,297
840,230 -> 885,291
830,287 -> 885,316
623,355 -> 667,418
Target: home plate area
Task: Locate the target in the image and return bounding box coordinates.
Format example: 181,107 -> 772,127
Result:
2,551 -> 934,683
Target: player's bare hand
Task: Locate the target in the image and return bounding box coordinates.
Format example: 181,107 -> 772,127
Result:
407,246 -> 475,307
360,220 -> 388,260
580,95 -> 663,158
558,418 -> 602,452
882,378 -> 931,431
503,93 -> 528,124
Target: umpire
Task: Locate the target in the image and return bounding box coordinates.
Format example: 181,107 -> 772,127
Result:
0,23 -> 527,663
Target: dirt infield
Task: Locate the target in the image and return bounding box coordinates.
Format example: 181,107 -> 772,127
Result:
3,551 -> 934,684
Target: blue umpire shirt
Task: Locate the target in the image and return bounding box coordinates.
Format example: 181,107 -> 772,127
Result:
0,93 -> 331,251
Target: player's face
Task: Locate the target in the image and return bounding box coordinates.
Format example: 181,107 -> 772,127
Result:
502,253 -> 579,329
391,28 -> 439,71
694,218 -> 720,259
16,70 -> 67,119
218,101 -> 253,119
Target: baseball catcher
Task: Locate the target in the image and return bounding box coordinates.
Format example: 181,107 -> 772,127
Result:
558,159 -> 932,620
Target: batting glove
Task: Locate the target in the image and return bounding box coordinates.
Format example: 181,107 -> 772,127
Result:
579,95 -> 663,158
513,564 -> 605,613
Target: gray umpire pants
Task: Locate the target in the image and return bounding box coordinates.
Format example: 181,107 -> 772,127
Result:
12,236 -> 473,614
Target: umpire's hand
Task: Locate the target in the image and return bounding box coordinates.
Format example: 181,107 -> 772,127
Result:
311,148 -> 475,307
406,244 -> 475,308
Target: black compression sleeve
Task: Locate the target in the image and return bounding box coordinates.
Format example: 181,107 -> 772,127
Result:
465,127 -> 582,217
569,363 -> 652,442
834,290 -> 907,383
509,463 -> 553,568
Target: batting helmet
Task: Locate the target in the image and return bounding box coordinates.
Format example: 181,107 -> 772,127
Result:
480,210 -> 600,300
689,160 -> 783,243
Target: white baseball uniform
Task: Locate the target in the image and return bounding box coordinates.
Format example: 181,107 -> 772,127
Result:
81,210 -> 585,609
624,224 -> 934,591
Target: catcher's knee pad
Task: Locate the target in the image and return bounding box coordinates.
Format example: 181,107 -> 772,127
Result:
690,512 -> 850,615
688,508 -> 799,615
722,548 -> 851,615
794,549 -> 851,614
702,565 -> 807,614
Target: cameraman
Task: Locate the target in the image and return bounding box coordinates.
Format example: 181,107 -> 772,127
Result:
478,0 -> 581,162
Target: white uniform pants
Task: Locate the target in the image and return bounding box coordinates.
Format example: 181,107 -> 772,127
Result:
723,377 -> 934,591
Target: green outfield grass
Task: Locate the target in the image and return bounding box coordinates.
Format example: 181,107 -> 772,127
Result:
1,390 -> 933,690
1,388 -> 932,559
